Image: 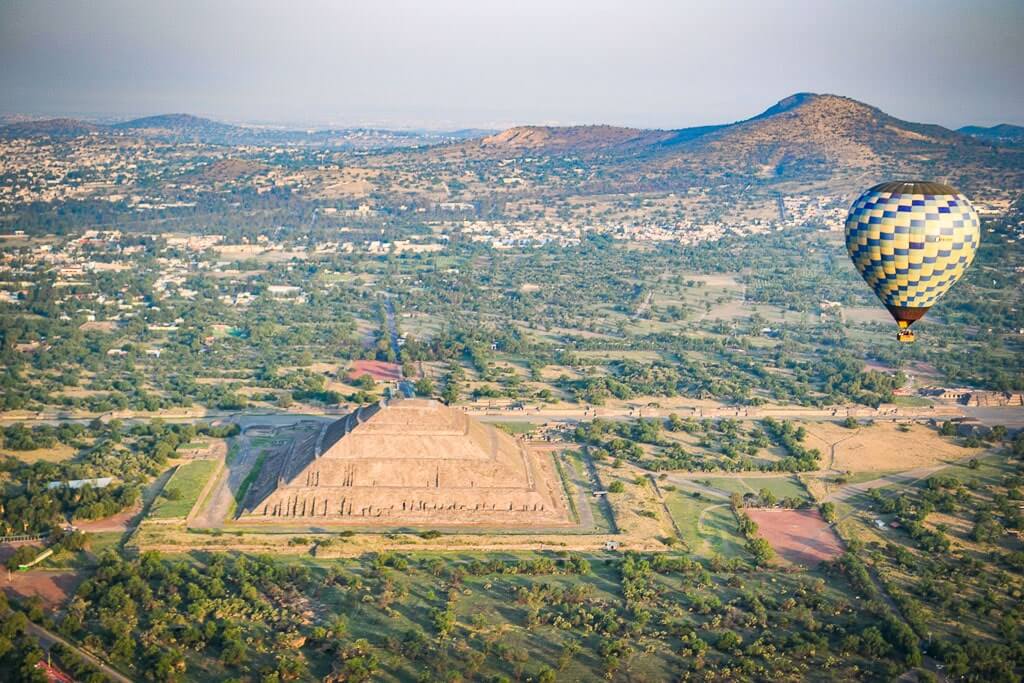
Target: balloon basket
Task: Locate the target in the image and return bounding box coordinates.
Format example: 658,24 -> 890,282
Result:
896,330 -> 916,343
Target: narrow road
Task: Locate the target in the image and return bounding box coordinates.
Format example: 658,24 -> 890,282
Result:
559,455 -> 595,530
383,295 -> 416,397
25,620 -> 134,683
824,451 -> 984,503
580,449 -> 619,534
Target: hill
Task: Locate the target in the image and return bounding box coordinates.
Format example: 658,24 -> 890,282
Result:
0,113 -> 493,149
110,113 -> 248,143
959,123 -> 1024,145
480,125 -> 676,154
452,93 -> 1022,191
0,117 -> 104,139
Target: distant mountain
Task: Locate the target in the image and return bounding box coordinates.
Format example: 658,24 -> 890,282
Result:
958,123 -> 1024,145
110,113 -> 246,142
0,117 -> 104,139
480,125 -> 676,154
0,113 -> 495,150
460,93 -> 1021,189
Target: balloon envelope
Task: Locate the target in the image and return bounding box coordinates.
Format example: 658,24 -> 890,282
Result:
844,181 -> 980,338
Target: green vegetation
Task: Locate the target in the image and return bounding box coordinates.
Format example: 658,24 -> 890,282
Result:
493,421 -> 536,435
664,492 -> 746,559
149,459 -> 219,519
0,421 -> 234,536
701,475 -> 809,505
232,450 -> 267,511
42,548 -> 921,682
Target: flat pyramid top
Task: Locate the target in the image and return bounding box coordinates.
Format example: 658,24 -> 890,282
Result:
315,398 -> 514,461
352,398 -> 465,435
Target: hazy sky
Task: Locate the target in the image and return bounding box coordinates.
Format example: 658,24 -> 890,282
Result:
1,0 -> 1021,130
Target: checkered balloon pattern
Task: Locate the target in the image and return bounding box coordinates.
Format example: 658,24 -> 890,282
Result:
845,187 -> 980,310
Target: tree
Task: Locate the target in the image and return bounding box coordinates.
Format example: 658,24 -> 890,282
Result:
414,376 -> 435,396
747,538 -> 774,566
820,501 -> 837,524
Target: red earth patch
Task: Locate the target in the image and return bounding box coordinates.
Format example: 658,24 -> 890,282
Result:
348,360 -> 403,382
746,508 -> 844,566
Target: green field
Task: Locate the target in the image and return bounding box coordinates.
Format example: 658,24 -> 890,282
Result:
233,450 -> 268,512
700,475 -> 810,502
891,395 -> 933,407
664,491 -> 746,558
492,421 -> 537,435
149,459 -> 220,519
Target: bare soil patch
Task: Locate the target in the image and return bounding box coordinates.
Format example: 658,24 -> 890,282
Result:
804,422 -> 979,473
2,569 -> 80,612
1,443 -> 76,463
747,508 -> 844,566
348,360 -> 403,382
74,504 -> 140,533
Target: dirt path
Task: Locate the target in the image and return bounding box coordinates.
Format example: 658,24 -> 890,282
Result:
824,451 -> 983,504
563,456 -> 595,530
826,430 -> 862,472
697,503 -> 729,533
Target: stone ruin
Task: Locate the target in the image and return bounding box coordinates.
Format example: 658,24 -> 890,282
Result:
239,398 -> 573,527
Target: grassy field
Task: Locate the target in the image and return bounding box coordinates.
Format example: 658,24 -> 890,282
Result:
663,491 -> 746,558
1,443 -> 76,463
803,421 -> 980,473
700,475 -> 810,502
149,459 -> 220,519
493,421 -> 537,435
891,395 -> 933,407
233,450 -> 268,512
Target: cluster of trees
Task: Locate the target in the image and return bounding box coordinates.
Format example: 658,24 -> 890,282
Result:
853,439 -> 1024,680
46,543 -> 932,681
761,418 -> 821,471
0,420 -> 235,535
0,592 -> 105,682
730,501 -> 775,566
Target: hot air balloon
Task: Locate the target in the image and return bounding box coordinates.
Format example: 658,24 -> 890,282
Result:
844,181 -> 980,342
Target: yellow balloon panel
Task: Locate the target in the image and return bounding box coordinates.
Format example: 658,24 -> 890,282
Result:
845,188 -> 980,309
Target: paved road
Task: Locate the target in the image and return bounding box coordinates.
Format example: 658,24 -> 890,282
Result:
383,295 -> 417,398
4,402 -> 1021,429
25,620 -> 134,683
